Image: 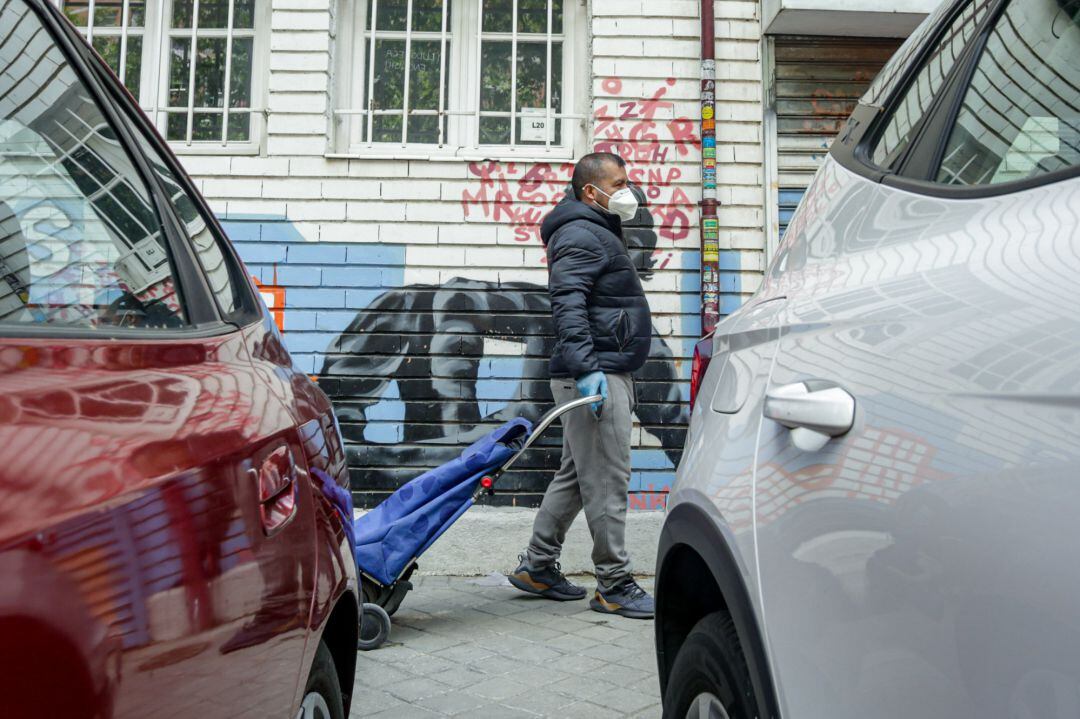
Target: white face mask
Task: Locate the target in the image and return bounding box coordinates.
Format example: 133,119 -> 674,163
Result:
588,185 -> 639,222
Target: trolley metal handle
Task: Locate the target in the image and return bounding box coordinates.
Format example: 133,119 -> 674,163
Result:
497,394 -> 602,474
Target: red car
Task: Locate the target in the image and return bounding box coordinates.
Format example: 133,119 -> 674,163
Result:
0,2 -> 358,717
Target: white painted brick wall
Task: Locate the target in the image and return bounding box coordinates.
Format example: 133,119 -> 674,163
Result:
346,201 -> 407,222
268,93 -> 329,114
270,10 -> 330,31
263,179 -> 324,199
321,179 -> 381,199
266,135 -> 327,155
175,0 -> 769,499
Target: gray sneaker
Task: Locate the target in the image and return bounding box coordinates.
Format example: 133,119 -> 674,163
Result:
590,577 -> 654,619
507,555 -> 587,601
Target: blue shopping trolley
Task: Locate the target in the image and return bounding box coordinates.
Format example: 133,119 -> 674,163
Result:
352,394 -> 601,650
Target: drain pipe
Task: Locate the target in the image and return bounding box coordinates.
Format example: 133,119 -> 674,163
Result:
699,0 -> 720,335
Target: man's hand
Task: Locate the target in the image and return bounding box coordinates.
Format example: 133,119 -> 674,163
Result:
575,371 -> 608,417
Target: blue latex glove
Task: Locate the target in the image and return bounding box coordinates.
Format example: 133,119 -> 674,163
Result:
575,371 -> 608,417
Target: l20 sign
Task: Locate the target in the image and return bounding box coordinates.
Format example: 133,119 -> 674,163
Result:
519,108 -> 555,143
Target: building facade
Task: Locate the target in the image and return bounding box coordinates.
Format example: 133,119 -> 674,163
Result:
57,0 -> 930,506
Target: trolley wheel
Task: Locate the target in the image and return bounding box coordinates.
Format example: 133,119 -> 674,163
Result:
357,602 -> 391,651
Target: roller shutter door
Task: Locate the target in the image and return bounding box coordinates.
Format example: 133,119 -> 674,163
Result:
774,36 -> 903,237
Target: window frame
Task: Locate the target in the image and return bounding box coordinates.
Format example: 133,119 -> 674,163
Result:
331,0 -> 589,161
833,0 -> 1080,198
5,0 -> 241,340
54,0 -> 270,156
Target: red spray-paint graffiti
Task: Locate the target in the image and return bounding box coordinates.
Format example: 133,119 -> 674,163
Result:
460,77 -> 700,245
593,77 -> 698,242
461,161 -> 574,244
628,486 -> 669,510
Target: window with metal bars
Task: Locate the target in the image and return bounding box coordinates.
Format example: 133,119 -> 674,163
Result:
57,0 -> 267,153
333,0 -> 586,158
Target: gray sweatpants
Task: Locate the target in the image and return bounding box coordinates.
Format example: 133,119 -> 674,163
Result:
525,373 -> 635,591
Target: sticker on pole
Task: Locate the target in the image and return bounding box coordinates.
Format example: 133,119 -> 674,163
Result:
520,108 -> 555,143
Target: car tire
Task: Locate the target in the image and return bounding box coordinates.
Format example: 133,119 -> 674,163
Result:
299,641 -> 344,719
662,611 -> 760,719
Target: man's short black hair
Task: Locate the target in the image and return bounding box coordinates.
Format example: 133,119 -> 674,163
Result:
571,152 -> 626,200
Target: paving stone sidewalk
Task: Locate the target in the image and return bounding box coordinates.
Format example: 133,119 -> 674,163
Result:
350,575 -> 662,718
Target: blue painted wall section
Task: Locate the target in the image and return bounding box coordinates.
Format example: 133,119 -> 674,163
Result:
219,214 -> 692,509
220,215 -> 405,375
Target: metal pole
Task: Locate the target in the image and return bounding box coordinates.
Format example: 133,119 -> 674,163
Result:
186,0 -> 202,145
221,0 -> 235,145
699,0 -> 720,335
509,0 -> 518,146
544,0 -> 552,148
437,0 -> 448,146
154,0 -> 167,127
119,0 -> 130,85
367,0 -> 379,145
401,0 -> 414,146
474,4 -> 482,148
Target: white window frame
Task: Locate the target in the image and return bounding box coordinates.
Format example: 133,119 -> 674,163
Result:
54,0 -> 270,155
331,0 -> 588,161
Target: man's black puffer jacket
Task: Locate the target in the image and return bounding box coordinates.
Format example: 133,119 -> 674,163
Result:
541,197 -> 652,379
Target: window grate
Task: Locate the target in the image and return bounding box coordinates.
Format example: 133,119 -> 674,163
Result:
165,0 -> 257,146
345,0 -> 577,156
58,0 -> 263,150
59,0 -> 147,97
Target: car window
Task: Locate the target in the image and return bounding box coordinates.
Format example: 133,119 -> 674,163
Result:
129,134 -> 247,318
862,0 -> 959,109
0,1 -> 186,330
870,0 -> 995,169
935,0 -> 1080,185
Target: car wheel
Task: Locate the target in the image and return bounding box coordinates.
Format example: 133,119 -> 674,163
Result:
662,612 -> 760,719
300,641 -> 344,719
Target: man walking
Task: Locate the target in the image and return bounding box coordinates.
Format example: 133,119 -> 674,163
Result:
508,152 -> 655,619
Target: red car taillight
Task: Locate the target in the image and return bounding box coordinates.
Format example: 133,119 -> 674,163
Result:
689,333 -> 713,410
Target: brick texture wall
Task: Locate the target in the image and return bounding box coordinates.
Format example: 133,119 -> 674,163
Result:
181,0 -> 767,508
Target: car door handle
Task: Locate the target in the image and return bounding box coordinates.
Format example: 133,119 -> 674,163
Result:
251,444 -> 298,536
764,380 -> 855,452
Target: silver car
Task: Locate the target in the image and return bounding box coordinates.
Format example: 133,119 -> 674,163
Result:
655,0 -> 1080,717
